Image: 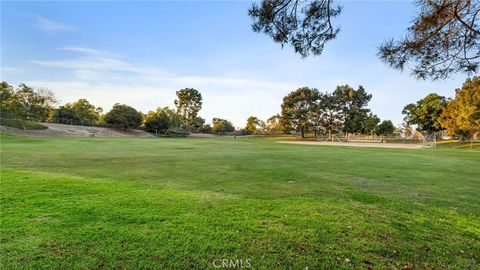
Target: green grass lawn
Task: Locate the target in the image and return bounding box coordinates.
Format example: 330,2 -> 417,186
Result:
1,133 -> 479,269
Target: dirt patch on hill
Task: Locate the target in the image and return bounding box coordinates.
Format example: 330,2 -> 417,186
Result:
278,140 -> 423,149
1,123 -> 153,137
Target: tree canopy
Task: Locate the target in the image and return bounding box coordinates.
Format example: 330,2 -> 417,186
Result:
249,0 -> 479,80
333,85 -> 372,135
439,76 -> 480,144
104,103 -> 143,129
50,99 -> 102,125
281,87 -> 320,138
71,99 -> 102,125
363,113 -> 380,135
249,0 -> 342,58
144,107 -> 172,134
0,81 -> 15,116
245,116 -> 263,134
174,88 -> 203,128
1,83 -> 56,121
212,118 -> 235,134
265,114 -> 285,134
50,104 -> 80,124
317,92 -> 343,138
402,93 -> 447,134
376,120 -> 396,136
379,0 -> 480,80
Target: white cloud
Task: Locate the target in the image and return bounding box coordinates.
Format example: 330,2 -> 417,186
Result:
28,47 -> 296,127
1,66 -> 21,73
31,47 -> 171,77
34,16 -> 76,33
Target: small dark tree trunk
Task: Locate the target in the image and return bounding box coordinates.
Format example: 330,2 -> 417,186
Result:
301,127 -> 305,138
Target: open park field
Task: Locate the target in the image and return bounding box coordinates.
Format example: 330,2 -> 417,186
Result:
0,133 -> 479,269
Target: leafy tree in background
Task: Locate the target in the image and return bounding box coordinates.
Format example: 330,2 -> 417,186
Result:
281,87 -> 320,138
363,113 -> 380,136
279,116 -> 293,134
50,99 -> 102,125
265,114 -> 284,134
198,124 -> 212,133
50,104 -> 79,124
164,107 -> 182,129
191,116 -> 206,131
376,120 -> 395,136
0,82 -> 14,100
13,84 -> 56,122
400,122 -> 415,138
334,85 -> 372,137
402,93 -> 447,143
144,107 -> 171,134
174,88 -> 203,128
104,103 -> 143,129
245,116 -> 262,134
317,92 -> 343,140
0,81 -> 16,116
379,0 -> 480,80
71,99 -> 102,125
307,96 -> 324,138
439,76 -> 480,147
250,0 -> 479,80
212,118 -> 235,134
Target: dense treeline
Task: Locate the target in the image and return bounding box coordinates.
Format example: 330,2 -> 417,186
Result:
0,82 -> 56,122
1,78 -> 479,143
244,85 -> 395,139
243,77 -> 479,147
0,83 -> 217,134
403,77 -> 480,147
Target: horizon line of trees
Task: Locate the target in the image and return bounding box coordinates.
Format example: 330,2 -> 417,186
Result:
243,85 -> 396,140
402,76 -> 480,146
2,78 -> 479,143
0,82 -> 235,134
242,77 -> 478,146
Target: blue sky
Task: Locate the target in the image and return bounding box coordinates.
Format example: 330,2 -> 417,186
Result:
1,0 -> 467,127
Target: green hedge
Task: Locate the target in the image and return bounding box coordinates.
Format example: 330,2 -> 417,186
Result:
0,118 -> 48,130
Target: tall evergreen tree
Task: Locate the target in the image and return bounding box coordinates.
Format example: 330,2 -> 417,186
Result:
281,87 -> 320,138
333,85 -> 372,138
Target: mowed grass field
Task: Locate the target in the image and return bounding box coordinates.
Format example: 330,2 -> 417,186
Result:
1,133 -> 479,269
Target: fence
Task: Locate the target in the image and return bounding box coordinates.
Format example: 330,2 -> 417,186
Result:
246,132 -> 425,144
0,111 -> 19,120
48,117 -> 101,127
